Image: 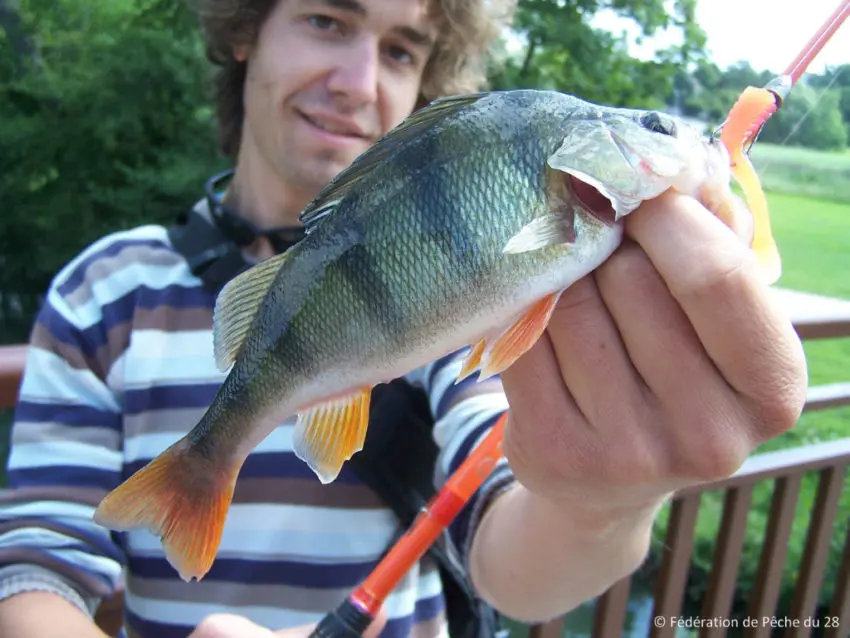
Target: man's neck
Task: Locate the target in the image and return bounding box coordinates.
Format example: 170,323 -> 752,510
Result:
223,156 -> 308,262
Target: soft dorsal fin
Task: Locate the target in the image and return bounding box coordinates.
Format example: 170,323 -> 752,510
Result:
299,92 -> 489,232
212,251 -> 289,371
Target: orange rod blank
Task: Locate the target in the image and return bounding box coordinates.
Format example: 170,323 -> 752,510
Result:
351,412 -> 507,616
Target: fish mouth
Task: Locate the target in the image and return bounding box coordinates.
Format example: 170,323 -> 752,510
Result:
568,175 -> 617,225
548,115 -> 704,223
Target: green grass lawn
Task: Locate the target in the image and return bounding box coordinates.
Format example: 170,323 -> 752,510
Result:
750,143 -> 850,204
762,189 -> 850,448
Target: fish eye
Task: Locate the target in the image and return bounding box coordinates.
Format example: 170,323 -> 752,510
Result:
640,112 -> 677,137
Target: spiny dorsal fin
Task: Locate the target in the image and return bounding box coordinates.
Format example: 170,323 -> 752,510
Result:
299,92 -> 489,232
213,251 -> 289,371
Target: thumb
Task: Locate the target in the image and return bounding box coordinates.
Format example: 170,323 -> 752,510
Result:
274,607 -> 389,638
363,607 -> 388,638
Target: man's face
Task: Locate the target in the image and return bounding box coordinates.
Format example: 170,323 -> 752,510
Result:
236,0 -> 436,207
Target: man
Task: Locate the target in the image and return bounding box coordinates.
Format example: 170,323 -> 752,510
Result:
0,0 -> 808,637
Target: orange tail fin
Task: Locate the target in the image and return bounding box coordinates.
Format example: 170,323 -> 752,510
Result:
93,437 -> 239,582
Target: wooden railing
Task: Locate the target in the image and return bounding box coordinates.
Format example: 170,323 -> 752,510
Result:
1,287 -> 849,638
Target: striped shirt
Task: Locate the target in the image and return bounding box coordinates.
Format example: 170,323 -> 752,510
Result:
0,210 -> 514,638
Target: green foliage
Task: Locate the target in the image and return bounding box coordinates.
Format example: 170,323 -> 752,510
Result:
489,0 -> 706,110
0,0 -> 226,342
808,64 -> 850,140
669,60 -> 849,151
759,85 -> 848,151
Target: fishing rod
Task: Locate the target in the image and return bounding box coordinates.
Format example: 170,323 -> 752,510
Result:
309,413 -> 507,637
718,0 -> 850,152
308,3 -> 849,636
784,0 -> 849,85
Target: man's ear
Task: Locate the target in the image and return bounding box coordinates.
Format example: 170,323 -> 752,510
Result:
233,42 -> 251,62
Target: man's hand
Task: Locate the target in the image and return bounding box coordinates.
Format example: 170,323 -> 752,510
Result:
503,190 -> 806,514
470,189 -> 808,620
189,609 -> 387,638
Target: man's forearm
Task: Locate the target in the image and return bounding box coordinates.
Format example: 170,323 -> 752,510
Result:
468,484 -> 666,622
0,591 -> 109,638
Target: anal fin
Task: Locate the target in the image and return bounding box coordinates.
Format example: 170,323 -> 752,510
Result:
293,388 -> 373,484
479,292 -> 562,380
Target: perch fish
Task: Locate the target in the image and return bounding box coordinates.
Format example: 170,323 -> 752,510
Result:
94,89 -> 780,582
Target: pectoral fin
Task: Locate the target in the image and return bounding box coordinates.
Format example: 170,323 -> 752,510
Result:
477,292 -> 562,381
503,212 -> 576,254
292,388 -> 373,484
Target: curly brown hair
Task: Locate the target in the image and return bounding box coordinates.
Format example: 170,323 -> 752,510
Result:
194,0 -> 516,157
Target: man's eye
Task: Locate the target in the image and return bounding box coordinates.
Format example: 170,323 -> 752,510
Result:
386,45 -> 413,66
307,14 -> 341,32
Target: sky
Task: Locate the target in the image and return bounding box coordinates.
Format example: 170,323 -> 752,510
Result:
592,0 -> 849,75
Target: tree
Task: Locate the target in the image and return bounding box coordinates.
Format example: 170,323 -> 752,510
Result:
758,85 -> 848,150
488,0 -> 708,110
0,0 -> 226,341
808,64 -> 850,141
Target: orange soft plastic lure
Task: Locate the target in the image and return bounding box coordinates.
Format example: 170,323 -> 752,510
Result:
718,85 -> 784,285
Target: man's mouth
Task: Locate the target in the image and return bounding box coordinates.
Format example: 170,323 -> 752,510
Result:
299,111 -> 368,139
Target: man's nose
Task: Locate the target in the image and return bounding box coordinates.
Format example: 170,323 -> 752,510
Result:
327,37 -> 379,107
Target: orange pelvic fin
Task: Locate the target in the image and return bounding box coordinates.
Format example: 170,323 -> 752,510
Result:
719,86 -> 782,284
455,338 -> 488,383
93,437 -> 239,582
478,292 -> 561,381
293,387 -> 372,484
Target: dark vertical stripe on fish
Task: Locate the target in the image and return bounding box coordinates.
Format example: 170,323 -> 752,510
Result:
406,129 -> 478,289
334,243 -> 408,345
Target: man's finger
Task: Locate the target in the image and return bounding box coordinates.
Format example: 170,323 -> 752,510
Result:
624,192 -> 807,432
191,613 -> 276,637
594,239 -> 734,411
361,608 -> 388,638
594,239 -> 753,481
